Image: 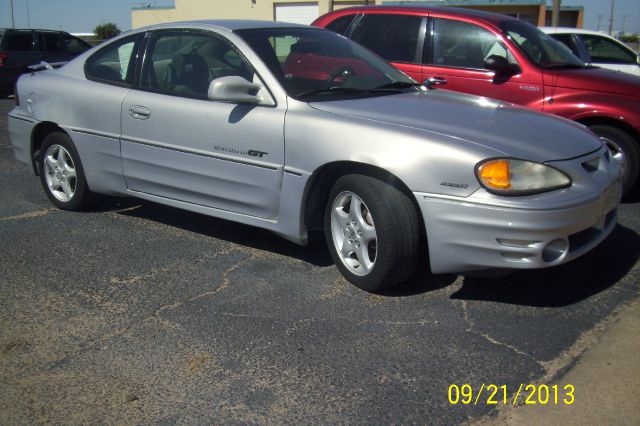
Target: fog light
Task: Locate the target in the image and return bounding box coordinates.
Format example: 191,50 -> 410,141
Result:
541,238 -> 569,263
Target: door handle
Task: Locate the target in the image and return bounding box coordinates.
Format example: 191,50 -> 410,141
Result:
424,77 -> 448,89
129,105 -> 150,120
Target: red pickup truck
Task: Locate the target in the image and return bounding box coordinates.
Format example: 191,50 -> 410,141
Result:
313,6 -> 640,194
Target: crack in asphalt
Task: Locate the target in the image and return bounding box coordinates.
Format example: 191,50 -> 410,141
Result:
461,300 -> 544,367
0,208 -> 58,222
25,247 -> 249,374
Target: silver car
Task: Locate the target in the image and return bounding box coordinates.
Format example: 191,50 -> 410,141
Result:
8,21 -> 621,292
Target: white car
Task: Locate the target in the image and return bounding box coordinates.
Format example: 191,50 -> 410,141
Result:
542,27 -> 640,77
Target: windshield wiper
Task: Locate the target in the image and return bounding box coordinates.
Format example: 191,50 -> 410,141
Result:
297,87 -> 366,99
373,81 -> 423,90
297,82 -> 419,100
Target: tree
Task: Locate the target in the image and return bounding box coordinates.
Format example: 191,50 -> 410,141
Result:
94,23 -> 121,40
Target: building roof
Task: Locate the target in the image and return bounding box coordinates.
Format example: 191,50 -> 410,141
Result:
136,19 -> 312,32
382,0 -> 546,5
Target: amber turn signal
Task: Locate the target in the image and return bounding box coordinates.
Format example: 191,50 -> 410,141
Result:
478,159 -> 511,189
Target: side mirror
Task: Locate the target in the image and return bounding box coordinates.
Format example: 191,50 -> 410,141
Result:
208,76 -> 263,104
484,55 -> 520,79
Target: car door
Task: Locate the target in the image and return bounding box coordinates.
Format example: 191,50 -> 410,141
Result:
120,29 -> 285,219
348,13 -> 424,82
422,18 -> 545,110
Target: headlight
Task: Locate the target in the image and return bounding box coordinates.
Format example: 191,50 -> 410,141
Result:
476,158 -> 571,195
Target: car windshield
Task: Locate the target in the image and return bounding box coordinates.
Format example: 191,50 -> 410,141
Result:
235,27 -> 418,101
500,21 -> 586,69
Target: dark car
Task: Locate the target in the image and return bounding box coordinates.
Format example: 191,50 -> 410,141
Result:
0,28 -> 91,96
314,6 -> 640,194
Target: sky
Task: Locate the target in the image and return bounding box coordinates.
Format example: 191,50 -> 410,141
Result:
0,0 -> 638,34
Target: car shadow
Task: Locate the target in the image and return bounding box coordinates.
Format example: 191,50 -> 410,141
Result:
106,198 -> 334,267
622,186 -> 640,204
449,224 -> 640,307
92,198 -> 638,303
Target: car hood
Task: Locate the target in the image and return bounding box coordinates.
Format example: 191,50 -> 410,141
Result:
545,66 -> 640,96
309,90 -> 602,162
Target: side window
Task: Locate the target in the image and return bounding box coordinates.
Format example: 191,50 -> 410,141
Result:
549,33 -> 581,58
580,35 -> 636,64
85,33 -> 142,85
140,32 -> 255,99
351,14 -> 422,63
430,19 -> 516,70
325,14 -> 357,36
40,32 -> 66,53
4,31 -> 34,51
64,34 -> 91,54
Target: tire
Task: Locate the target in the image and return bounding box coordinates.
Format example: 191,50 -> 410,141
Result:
324,174 -> 421,292
589,125 -> 639,195
38,131 -> 92,211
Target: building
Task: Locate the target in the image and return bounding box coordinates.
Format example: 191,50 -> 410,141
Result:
131,0 -> 583,29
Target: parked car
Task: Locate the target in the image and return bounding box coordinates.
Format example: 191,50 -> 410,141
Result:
8,21 -> 620,291
542,27 -> 640,77
313,6 -> 640,194
0,28 -> 91,96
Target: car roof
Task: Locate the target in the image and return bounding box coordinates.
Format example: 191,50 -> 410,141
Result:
137,19 -> 313,33
541,27 -> 616,37
0,28 -> 68,33
324,5 -> 519,26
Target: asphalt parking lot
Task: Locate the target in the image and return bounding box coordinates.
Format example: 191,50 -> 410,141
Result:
0,98 -> 639,424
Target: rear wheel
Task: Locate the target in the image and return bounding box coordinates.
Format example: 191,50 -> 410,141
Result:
589,125 -> 639,195
38,132 -> 92,211
324,174 -> 421,292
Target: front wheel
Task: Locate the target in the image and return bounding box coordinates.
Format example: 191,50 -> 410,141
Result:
324,174 -> 421,292
38,132 -> 92,211
589,125 -> 639,195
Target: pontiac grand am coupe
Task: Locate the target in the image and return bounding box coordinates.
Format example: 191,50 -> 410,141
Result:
8,21 -> 621,291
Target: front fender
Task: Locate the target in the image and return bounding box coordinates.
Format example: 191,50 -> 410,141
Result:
284,101 -> 497,199
544,90 -> 640,133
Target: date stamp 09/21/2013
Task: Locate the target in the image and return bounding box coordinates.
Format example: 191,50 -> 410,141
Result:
448,384 -> 575,406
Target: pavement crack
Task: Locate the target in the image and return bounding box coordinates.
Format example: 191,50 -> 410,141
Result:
153,249 -> 251,318
461,300 -> 544,367
0,208 -> 58,222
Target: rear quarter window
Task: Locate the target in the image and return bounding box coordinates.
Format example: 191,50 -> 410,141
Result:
325,14 -> 357,35
64,34 -> 91,54
85,33 -> 143,85
550,33 -> 581,57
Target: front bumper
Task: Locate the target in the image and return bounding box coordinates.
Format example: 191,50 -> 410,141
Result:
415,179 -> 620,274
